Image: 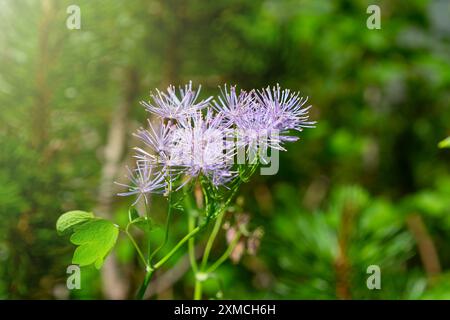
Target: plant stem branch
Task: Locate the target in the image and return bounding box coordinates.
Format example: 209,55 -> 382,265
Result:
124,228 -> 148,269
136,268 -> 154,300
194,277 -> 203,300
154,225 -> 202,269
144,200 -> 151,265
200,211 -> 225,270
149,192 -> 173,263
206,231 -> 241,274
193,184 -> 242,300
135,222 -> 203,299
188,215 -> 198,273
184,193 -> 199,273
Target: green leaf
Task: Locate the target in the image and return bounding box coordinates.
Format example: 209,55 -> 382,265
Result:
70,219 -> 119,269
56,210 -> 94,235
128,207 -> 140,222
129,216 -> 154,232
438,137 -> 450,149
172,202 -> 185,212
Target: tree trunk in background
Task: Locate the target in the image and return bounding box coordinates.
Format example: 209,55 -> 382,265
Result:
334,202 -> 356,300
32,0 -> 54,149
407,214 -> 441,278
95,68 -> 139,299
160,0 -> 186,86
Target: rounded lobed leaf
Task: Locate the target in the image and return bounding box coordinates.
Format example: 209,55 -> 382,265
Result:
56,210 -> 94,235
70,219 -> 119,269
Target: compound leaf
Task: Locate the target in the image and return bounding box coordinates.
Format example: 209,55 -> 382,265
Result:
56,210 -> 94,235
70,219 -> 119,269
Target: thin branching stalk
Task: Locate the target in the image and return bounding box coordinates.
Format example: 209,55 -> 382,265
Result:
124,228 -> 149,269
136,268 -> 154,300
200,211 -> 225,270
207,231 -> 242,274
149,191 -> 173,263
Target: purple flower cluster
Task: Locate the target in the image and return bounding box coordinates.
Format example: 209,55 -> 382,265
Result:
117,82 -> 314,203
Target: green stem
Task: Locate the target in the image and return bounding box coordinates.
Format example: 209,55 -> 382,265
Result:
194,230 -> 241,300
200,179 -> 210,215
192,184 -> 242,299
184,192 -> 202,299
138,178 -> 244,300
200,210 -> 225,270
136,268 -> 154,300
144,200 -> 151,265
188,215 -> 198,273
184,193 -> 199,273
125,228 -> 149,269
206,231 -> 242,274
194,277 -> 203,300
135,205 -> 203,300
217,182 -> 242,215
149,192 -> 173,263
153,225 -> 202,269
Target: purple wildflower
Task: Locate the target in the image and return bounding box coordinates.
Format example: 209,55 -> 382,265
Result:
232,84 -> 315,152
169,111 -> 236,187
257,84 -> 316,134
133,119 -> 174,165
213,85 -> 254,126
233,101 -> 285,152
116,164 -> 166,205
117,82 -> 315,202
140,81 -> 213,121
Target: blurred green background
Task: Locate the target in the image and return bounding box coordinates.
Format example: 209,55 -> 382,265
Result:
1,0 -> 450,299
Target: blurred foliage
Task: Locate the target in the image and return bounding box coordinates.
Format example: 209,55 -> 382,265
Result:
0,0 -> 449,299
